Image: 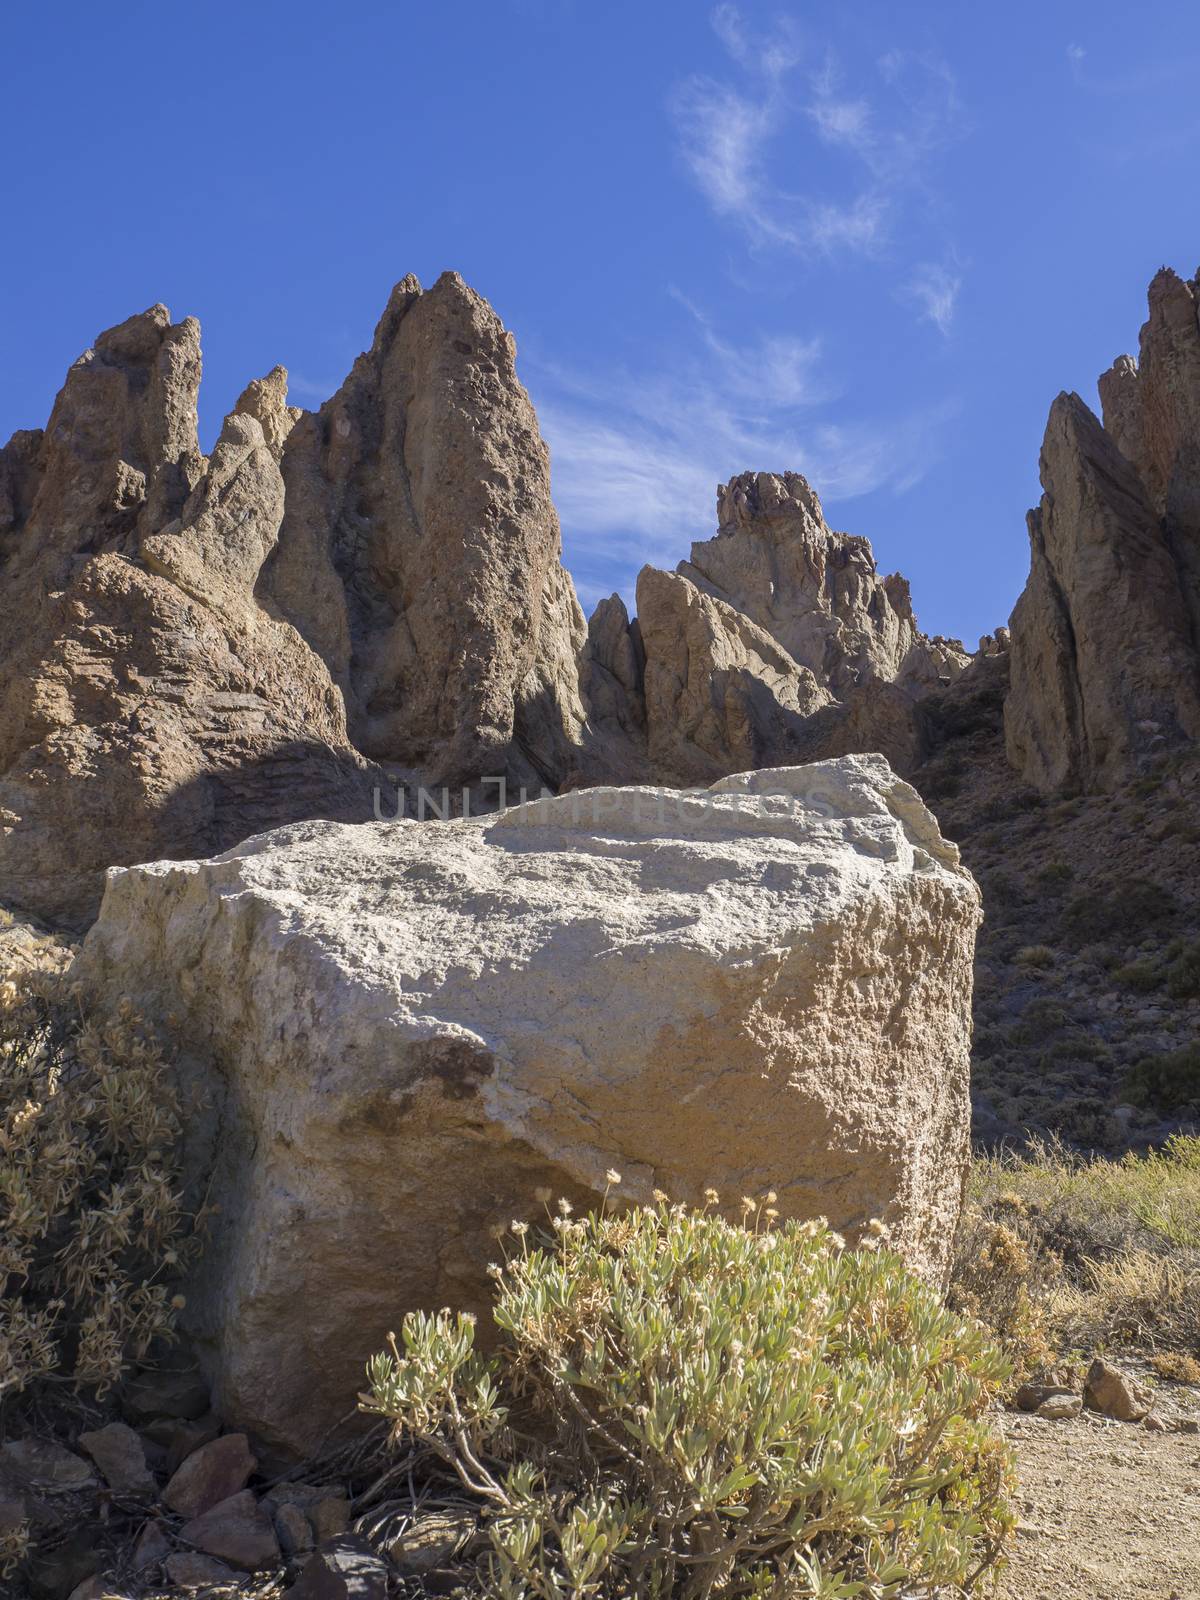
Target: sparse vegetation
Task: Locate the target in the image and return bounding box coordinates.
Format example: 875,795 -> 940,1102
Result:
1149,1351 -> 1200,1384
1123,1042 -> 1200,1114
1165,937 -> 1200,998
1112,957 -> 1162,992
1062,877 -> 1178,944
952,1136 -> 1200,1376
365,1192 -> 1015,1599
1035,861 -> 1073,887
0,970 -> 199,1399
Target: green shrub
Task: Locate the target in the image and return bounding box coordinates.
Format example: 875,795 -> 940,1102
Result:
1124,1044 -> 1200,1114
1038,1032 -> 1107,1067
1034,861 -> 1074,889
1005,999 -> 1068,1048
1112,938 -> 1200,1001
1165,939 -> 1200,1000
0,972 -> 198,1397
1112,958 -> 1163,993
1062,878 -> 1177,943
363,1195 -> 1015,1599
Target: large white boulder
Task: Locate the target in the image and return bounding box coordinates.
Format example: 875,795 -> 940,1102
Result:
73,754 -> 980,1455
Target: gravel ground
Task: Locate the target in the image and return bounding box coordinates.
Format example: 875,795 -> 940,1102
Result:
997,1409 -> 1200,1599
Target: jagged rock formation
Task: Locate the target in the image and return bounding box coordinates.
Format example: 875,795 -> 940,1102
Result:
636,566 -> 832,784
581,472 -> 969,785
0,308 -> 378,929
1099,269 -> 1200,637
261,273 -> 589,791
681,472 -> 968,694
0,277 -> 598,927
73,754 -> 980,1453
1007,267 -> 1200,791
7,264 -> 1105,937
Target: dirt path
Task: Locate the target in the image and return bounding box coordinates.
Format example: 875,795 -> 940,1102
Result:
997,1410 -> 1200,1599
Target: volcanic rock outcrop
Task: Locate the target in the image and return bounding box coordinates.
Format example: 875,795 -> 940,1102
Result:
260,272 -> 589,791
636,566 -> 832,785
1007,266 -> 1200,791
73,753 -> 980,1453
0,276 -> 597,927
585,472 -> 970,784
0,309 -> 378,928
682,472 -> 966,694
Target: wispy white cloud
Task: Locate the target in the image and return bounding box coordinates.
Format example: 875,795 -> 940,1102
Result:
671,12 -> 886,257
709,1 -> 750,66
670,10 -> 963,269
902,262 -> 962,336
807,59 -> 874,153
526,302 -> 956,612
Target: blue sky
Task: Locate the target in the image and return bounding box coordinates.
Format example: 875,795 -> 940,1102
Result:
2,1 -> 1198,644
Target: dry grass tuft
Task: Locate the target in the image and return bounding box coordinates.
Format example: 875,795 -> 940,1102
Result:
0,969 -> 201,1400
951,1135 -> 1200,1378
1149,1350 -> 1200,1384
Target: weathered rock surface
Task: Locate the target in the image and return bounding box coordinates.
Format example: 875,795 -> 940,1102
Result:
261,271 -> 589,791
1099,268 -> 1200,624
1084,1358 -> 1153,1422
0,907 -> 73,976
0,308 -> 379,929
1007,266 -> 1200,792
1,1438 -> 94,1495
282,1536 -> 389,1600
680,473 -> 967,694
76,1422 -> 154,1496
161,1433 -> 256,1518
0,277 -> 605,929
180,1489 -> 280,1571
166,1551 -> 238,1588
636,565 -> 831,784
74,753 -> 979,1454
581,473 -> 970,785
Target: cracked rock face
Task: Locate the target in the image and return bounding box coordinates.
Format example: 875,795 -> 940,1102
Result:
0,277 -> 597,927
681,472 -> 967,696
73,753 -> 979,1454
582,472 -> 970,785
0,310 -> 378,929
261,271 -> 589,791
1006,267 -> 1200,792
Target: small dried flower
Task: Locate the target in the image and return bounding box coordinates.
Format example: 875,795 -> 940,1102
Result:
170,1294 -> 187,1310
765,1190 -> 778,1204
703,1187 -> 720,1205
557,1197 -> 573,1216
604,1168 -> 622,1186
652,1188 -> 669,1204
487,1262 -> 503,1279
510,1220 -> 529,1237
534,1186 -> 552,1204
